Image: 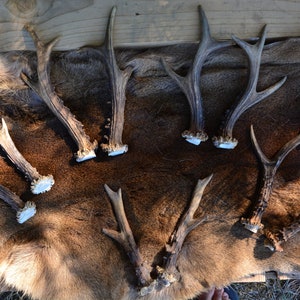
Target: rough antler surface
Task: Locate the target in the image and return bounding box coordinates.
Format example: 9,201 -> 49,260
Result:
102,184 -> 151,287
103,176 -> 212,296
212,26 -> 286,149
264,218 -> 300,252
21,25 -> 98,162
0,118 -> 54,194
100,7 -> 133,156
140,175 -> 213,296
0,184 -> 36,223
162,6 -> 230,145
240,126 -> 300,233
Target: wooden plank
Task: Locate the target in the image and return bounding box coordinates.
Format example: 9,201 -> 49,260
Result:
0,0 -> 299,51
236,271 -> 300,283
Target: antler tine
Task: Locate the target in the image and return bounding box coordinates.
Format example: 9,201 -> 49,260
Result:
241,126 -> 300,233
0,118 -> 54,194
213,26 -> 287,149
264,218 -> 300,252
163,175 -> 213,272
162,6 -> 230,146
21,25 -> 98,162
251,125 -> 300,171
100,6 -> 133,156
0,184 -> 36,223
102,184 -> 151,287
273,133 -> 300,169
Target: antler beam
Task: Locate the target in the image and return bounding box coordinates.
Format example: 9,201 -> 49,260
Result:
102,185 -> 151,287
212,26 -> 286,149
0,118 -> 54,194
162,6 -> 230,145
100,6 -> 133,156
21,25 -> 98,162
241,126 -> 300,233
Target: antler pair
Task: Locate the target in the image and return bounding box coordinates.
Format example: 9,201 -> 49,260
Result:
0,118 -> 53,222
163,6 -> 286,147
103,175 -> 213,295
162,7 -> 230,145
162,6 -> 229,145
21,6 -> 131,161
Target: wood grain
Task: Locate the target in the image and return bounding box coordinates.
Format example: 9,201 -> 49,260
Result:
0,0 -> 299,51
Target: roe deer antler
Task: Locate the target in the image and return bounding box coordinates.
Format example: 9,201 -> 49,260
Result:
162,6 -> 230,145
103,175 -> 213,296
142,174 -> 213,296
100,6 -> 133,156
240,126 -> 300,233
21,25 -> 98,162
264,218 -> 300,252
0,118 -> 54,194
0,184 -> 36,223
212,26 -> 286,149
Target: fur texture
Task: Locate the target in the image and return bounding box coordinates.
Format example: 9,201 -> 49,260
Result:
0,38 -> 299,299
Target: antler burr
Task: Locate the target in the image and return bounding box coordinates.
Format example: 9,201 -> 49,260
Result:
21,25 -> 98,162
100,6 -> 133,156
0,118 -> 54,194
0,184 -> 36,223
162,6 -> 230,145
241,126 -> 300,233
212,26 -> 286,149
264,218 -> 300,252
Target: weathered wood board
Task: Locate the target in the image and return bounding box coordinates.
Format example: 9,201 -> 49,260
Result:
0,0 -> 299,51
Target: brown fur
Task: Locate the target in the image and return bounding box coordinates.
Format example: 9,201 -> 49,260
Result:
0,38 -> 299,299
